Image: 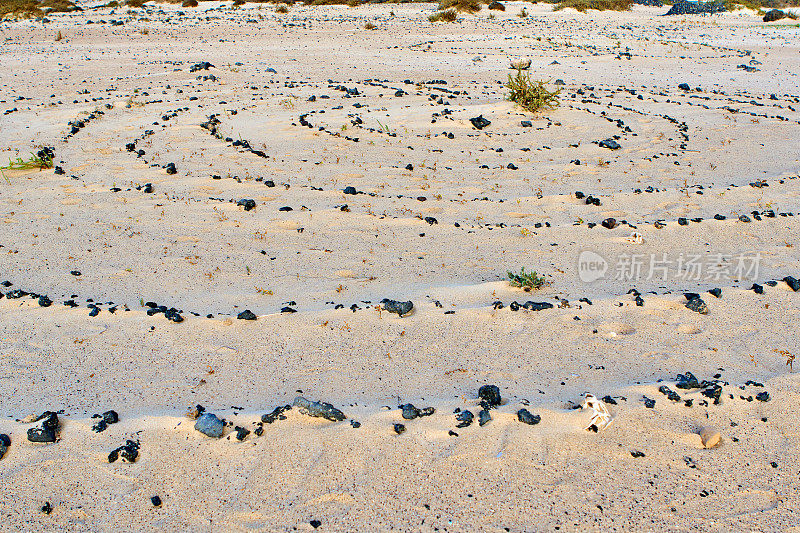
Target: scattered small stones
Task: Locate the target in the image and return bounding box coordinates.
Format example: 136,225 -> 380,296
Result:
470,115 -> 491,130
478,384 -> 501,408
234,426 -> 250,441
381,299 -> 414,317
658,386 -> 681,402
400,403 -> 435,420
237,199 -> 256,211
630,450 -> 645,458
701,384 -> 723,405
393,423 -> 406,434
517,409 -> 541,425
598,139 -> 620,150
92,410 -> 119,433
676,371 -> 712,390
261,404 -> 291,424
108,439 -> 140,463
684,296 -> 709,315
455,409 -> 474,428
151,495 -> 162,508
195,412 -> 225,438
237,310 -> 257,320
293,396 -> 346,422
27,411 -> 59,443
601,218 -> 618,229
478,409 -> 492,426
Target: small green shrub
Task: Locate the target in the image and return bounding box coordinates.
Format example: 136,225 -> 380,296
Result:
1,151 -> 54,175
438,0 -> 481,12
554,0 -> 632,11
429,7 -> 457,20
506,69 -> 560,113
39,0 -> 80,11
0,0 -> 42,17
507,267 -> 546,291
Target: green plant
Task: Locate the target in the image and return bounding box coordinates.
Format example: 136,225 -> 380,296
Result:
554,0 -> 632,11
507,267 -> 546,291
1,150 -> 54,182
1,152 -> 54,171
39,0 -> 79,11
428,7 -> 457,20
438,0 -> 481,12
0,0 -> 43,17
506,69 -> 560,113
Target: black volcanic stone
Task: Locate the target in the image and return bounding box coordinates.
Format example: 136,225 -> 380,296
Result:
517,409 -> 541,425
478,385 -> 501,407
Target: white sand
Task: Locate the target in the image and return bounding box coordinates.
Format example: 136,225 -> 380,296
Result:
0,2 -> 799,530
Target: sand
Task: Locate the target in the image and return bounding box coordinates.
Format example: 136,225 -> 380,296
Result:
0,1 -> 799,531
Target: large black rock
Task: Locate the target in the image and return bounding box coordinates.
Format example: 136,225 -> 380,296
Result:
763,9 -> 786,22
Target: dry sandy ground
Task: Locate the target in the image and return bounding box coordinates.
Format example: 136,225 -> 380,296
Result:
1,2 -> 799,531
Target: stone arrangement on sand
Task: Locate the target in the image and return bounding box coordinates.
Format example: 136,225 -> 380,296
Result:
0,1 -> 798,530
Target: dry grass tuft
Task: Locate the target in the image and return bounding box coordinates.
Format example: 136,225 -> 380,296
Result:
554,0 -> 632,11
428,7 -> 457,20
438,0 -> 481,12
506,69 -> 561,113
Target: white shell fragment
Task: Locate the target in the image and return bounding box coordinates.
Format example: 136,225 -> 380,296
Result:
581,393 -> 612,431
626,232 -> 644,244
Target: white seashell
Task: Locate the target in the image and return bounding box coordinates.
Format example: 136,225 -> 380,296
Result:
581,394 -> 612,431
626,232 -> 644,244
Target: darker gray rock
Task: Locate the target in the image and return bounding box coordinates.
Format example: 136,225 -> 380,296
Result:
293,396 -> 346,422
